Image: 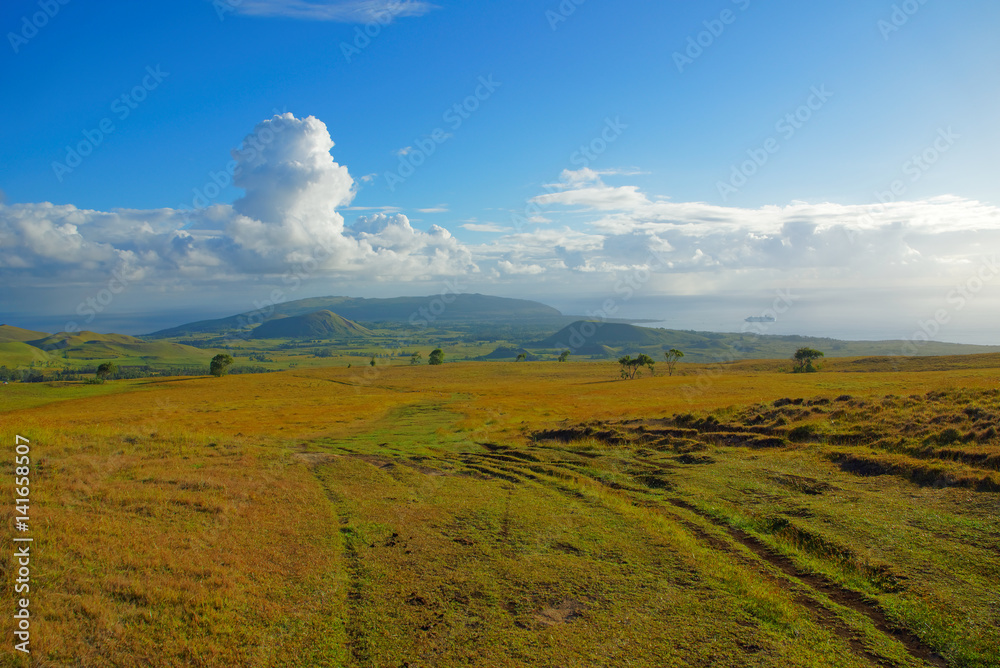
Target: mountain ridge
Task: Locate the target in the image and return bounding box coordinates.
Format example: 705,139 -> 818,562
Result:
147,293 -> 564,338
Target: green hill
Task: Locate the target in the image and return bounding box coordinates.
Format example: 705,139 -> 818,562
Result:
536,321 -> 672,355
477,346 -> 538,361
54,339 -> 214,364
28,331 -> 145,350
148,294 -> 565,337
250,310 -> 373,340
0,340 -> 52,366
0,324 -> 51,342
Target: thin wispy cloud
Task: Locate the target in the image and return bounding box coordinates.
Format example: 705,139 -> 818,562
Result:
461,222 -> 511,233
344,205 -> 402,212
231,0 -> 437,23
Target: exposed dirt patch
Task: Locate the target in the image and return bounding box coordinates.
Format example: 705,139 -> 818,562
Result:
292,452 -> 342,465
534,598 -> 586,626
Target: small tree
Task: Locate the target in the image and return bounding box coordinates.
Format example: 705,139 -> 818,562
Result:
638,353 -> 655,376
428,349 -> 445,365
664,349 -> 684,376
210,353 -> 234,377
96,362 -> 118,380
792,347 -> 824,373
410,352 -> 423,365
369,356 -> 377,367
558,350 -> 570,363
516,353 -> 527,362
618,353 -> 655,380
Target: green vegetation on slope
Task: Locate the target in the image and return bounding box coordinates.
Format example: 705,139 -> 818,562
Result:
0,324 -> 51,342
250,310 -> 373,339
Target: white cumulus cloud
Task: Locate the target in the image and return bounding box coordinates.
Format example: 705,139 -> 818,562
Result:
0,114 -> 476,292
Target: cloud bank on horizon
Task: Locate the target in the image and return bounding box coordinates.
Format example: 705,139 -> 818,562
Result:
1,113 -> 998,321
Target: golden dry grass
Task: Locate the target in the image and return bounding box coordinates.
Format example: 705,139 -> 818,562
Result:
1,358 -> 998,666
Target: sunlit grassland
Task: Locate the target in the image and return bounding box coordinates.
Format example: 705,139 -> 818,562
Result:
0,423 -> 347,667
0,380 -> 136,412
1,357 -> 998,666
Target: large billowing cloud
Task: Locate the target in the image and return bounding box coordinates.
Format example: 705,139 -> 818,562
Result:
0,114 -> 477,292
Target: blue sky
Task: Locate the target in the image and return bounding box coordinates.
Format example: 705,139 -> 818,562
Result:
1,0 -> 999,341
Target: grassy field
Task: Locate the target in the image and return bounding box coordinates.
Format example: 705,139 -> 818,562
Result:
1,357 -> 998,666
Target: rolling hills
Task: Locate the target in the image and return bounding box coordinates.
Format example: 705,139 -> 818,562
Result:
0,328 -> 215,368
148,293 -> 566,338
28,330 -> 146,350
531,320 -> 1000,361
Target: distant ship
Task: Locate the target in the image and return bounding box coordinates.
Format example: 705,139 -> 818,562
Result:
745,315 -> 776,323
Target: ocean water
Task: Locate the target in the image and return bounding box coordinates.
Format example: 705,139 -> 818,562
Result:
553,292 -> 1000,346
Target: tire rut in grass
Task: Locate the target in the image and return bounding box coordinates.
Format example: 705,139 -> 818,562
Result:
666,498 -> 948,668
482,455 -> 900,666
510,454 -> 903,667
337,516 -> 370,668
670,512 -> 898,667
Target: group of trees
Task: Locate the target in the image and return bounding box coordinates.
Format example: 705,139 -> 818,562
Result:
0,366 -> 45,383
614,347 -> 824,380
618,349 -> 685,380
